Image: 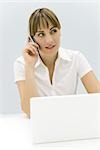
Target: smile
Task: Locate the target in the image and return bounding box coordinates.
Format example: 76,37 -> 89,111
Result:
45,45 -> 56,50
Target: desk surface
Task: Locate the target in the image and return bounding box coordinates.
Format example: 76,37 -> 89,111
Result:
0,113 -> 100,150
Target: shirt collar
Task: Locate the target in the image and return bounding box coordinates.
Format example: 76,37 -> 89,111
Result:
58,47 -> 72,61
35,47 -> 72,68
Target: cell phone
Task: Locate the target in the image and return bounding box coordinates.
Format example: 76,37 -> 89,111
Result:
29,35 -> 40,51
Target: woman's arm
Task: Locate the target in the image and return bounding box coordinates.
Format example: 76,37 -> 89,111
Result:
16,65 -> 39,118
16,37 -> 40,118
81,71 -> 100,93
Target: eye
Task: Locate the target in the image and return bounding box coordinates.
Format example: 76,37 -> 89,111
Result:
51,29 -> 57,34
37,32 -> 45,37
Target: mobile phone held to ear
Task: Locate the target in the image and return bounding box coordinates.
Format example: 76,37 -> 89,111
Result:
28,35 -> 40,51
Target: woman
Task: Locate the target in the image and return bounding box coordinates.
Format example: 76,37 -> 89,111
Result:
14,8 -> 100,118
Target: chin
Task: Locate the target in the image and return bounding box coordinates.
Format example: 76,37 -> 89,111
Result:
46,49 -> 58,56
40,45 -> 59,56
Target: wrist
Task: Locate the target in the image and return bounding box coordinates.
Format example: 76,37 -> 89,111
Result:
25,64 -> 35,77
25,63 -> 35,70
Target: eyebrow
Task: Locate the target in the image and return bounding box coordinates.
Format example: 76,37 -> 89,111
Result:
36,31 -> 44,33
36,26 -> 56,33
50,26 -> 56,30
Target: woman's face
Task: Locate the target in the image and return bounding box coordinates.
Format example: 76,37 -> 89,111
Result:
34,23 -> 61,57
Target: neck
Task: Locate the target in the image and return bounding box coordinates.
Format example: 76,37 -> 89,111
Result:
39,52 -> 58,68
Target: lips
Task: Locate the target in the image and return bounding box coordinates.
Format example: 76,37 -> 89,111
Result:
45,45 -> 56,49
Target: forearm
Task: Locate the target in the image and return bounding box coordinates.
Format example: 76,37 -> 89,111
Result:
81,71 -> 100,93
23,65 -> 39,117
97,82 -> 100,93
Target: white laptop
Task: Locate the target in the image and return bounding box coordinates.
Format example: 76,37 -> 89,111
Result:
30,93 -> 100,144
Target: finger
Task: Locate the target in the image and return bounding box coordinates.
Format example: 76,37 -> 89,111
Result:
24,47 -> 36,56
26,49 -> 35,56
28,36 -> 40,50
29,42 -> 39,51
29,44 -> 39,54
25,44 -> 37,53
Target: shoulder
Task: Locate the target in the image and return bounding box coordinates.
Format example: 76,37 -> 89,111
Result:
13,56 -> 25,82
59,47 -> 81,61
14,56 -> 25,65
13,56 -> 25,71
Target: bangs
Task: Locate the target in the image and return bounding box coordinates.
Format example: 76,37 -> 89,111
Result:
34,14 -> 58,35
37,14 -> 50,30
29,8 -> 61,36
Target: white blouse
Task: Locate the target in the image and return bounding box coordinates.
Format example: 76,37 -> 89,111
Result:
13,47 -> 92,96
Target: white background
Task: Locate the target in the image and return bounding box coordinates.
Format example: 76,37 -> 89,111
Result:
0,0 -> 100,114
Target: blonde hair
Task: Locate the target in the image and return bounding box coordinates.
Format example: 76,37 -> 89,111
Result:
29,8 -> 61,36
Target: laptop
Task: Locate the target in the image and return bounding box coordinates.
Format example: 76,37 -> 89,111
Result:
30,93 -> 100,144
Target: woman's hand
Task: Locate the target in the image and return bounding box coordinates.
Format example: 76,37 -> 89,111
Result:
23,36 -> 39,68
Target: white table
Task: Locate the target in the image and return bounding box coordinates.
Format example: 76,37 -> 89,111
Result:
0,113 -> 100,150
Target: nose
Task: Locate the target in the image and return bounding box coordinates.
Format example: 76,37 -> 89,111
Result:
45,34 -> 54,46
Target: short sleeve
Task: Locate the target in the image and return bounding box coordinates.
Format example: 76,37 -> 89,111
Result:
76,51 -> 92,78
13,56 -> 25,83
